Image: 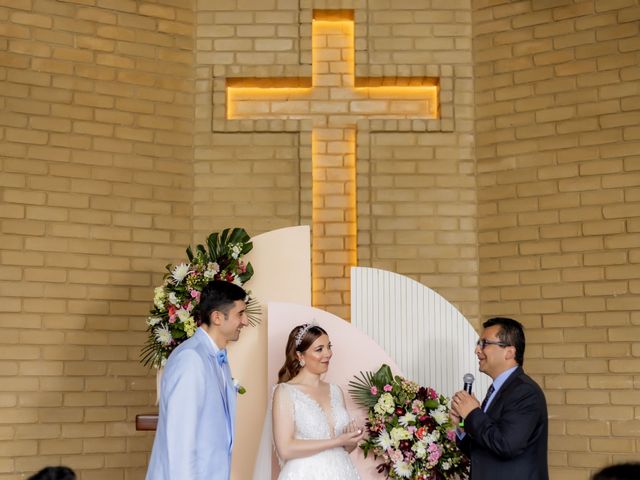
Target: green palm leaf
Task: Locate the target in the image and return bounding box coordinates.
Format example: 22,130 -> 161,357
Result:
348,370 -> 377,408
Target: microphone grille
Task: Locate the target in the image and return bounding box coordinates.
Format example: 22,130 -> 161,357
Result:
463,373 -> 475,383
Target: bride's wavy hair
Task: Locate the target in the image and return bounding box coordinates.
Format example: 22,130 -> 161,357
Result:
277,324 -> 328,383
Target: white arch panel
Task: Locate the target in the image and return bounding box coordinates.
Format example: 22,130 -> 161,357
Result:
351,266 -> 490,399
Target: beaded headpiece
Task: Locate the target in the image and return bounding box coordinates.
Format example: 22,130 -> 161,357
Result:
294,320 -> 319,349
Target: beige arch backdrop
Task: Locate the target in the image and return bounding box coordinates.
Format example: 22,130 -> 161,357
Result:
262,302 -> 403,479
228,227 -> 490,479
228,226 -> 312,480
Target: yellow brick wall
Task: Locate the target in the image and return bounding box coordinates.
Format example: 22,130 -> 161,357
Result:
0,0 -> 195,478
195,0 -> 478,320
474,1 -> 640,478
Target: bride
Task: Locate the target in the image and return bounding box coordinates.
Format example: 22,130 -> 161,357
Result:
271,322 -> 364,479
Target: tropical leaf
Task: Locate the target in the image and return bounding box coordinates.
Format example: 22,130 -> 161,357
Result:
140,331 -> 163,368
245,296 -> 262,327
348,370 -> 377,408
142,227 -> 260,370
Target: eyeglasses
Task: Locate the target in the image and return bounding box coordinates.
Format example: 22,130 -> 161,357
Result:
476,339 -> 511,349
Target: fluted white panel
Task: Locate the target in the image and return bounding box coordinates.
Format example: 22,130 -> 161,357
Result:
351,267 -> 490,399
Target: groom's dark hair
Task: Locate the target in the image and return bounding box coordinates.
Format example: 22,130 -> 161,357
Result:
196,280 -> 246,326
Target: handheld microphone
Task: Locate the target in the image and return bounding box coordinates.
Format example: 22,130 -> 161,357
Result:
459,373 -> 475,429
463,373 -> 475,394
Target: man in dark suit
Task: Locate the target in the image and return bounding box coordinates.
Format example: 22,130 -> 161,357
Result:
451,317 -> 548,480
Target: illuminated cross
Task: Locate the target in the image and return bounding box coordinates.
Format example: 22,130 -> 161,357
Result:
226,10 -> 439,319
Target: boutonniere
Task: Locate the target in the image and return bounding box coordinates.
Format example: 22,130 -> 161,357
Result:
233,378 -> 246,395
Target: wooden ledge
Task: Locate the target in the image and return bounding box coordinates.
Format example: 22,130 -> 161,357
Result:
136,414 -> 158,431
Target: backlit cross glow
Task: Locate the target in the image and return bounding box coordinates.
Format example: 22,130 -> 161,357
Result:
226,10 -> 439,319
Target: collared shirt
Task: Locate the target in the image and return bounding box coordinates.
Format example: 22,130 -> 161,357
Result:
201,327 -> 228,389
483,365 -> 518,411
202,326 -> 221,353
457,365 -> 519,440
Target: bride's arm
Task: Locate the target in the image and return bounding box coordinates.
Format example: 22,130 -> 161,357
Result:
337,386 -> 361,454
272,384 -> 361,461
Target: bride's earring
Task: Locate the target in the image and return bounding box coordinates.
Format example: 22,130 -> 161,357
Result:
299,358 -> 305,368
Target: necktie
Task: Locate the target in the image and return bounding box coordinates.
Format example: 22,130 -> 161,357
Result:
481,384 -> 495,411
216,349 -> 228,365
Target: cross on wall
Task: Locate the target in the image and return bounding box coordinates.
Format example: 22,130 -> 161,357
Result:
222,10 -> 442,319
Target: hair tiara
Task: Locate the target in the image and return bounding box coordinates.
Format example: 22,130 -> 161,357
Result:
294,320 -> 319,348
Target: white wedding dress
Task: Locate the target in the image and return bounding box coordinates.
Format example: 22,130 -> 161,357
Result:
276,382 -> 361,480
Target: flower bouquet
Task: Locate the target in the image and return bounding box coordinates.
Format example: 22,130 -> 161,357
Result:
140,227 -> 260,369
349,364 -> 469,480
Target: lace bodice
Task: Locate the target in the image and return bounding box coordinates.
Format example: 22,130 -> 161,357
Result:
276,383 -> 360,480
281,383 -> 350,440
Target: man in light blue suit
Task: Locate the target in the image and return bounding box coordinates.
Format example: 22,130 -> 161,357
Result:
146,280 -> 249,480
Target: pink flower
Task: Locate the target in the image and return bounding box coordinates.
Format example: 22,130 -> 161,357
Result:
383,384 -> 393,392
370,386 -> 378,395
427,443 -> 442,465
388,448 -> 403,463
190,290 -> 201,300
238,261 -> 247,273
447,429 -> 456,441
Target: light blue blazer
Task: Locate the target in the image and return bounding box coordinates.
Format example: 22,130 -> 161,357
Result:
146,328 -> 237,480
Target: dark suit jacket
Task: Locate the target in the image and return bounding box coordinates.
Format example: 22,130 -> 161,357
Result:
457,367 -> 548,480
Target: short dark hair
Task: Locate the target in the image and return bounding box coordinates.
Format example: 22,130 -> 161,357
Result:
195,280 -> 247,326
28,466 -> 76,480
593,463 -> 640,480
483,317 -> 525,366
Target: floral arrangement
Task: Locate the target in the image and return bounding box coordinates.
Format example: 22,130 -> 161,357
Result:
140,228 -> 259,369
349,365 -> 469,480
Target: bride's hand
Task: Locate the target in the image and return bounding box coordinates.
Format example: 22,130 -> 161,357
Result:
338,421 -> 365,450
344,419 -> 360,433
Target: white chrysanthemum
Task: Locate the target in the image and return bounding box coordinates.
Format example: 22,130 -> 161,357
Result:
393,461 -> 412,478
442,461 -> 451,470
230,244 -> 242,259
153,287 -> 166,310
183,318 -> 197,337
171,263 -> 190,283
168,292 -> 180,306
375,429 -> 392,450
154,325 -> 172,346
176,308 -> 192,323
204,269 -> 215,279
232,276 -> 243,286
432,406 -> 449,425
398,412 -> 416,427
423,430 -> 440,445
147,316 -> 162,326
